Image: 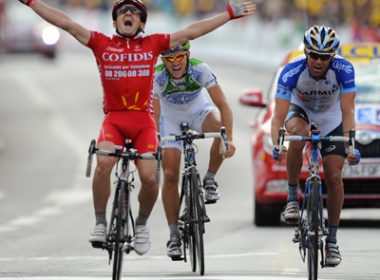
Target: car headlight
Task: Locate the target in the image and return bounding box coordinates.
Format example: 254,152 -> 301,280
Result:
42,26 -> 60,45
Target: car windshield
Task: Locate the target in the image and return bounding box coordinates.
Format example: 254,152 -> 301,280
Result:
355,60 -> 380,104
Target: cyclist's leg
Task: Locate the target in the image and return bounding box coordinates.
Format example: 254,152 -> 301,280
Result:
89,115 -> 121,243
322,154 -> 344,228
197,109 -> 223,202
321,124 -> 345,266
160,116 -> 183,257
161,148 -> 182,227
283,105 -> 309,223
201,109 -> 223,173
133,118 -> 159,255
162,148 -> 183,258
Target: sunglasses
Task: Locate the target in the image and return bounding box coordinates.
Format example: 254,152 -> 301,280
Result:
307,51 -> 334,61
117,6 -> 142,17
162,53 -> 187,63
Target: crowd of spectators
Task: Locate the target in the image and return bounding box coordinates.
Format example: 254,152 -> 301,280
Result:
55,0 -> 380,42
1,0 -> 379,42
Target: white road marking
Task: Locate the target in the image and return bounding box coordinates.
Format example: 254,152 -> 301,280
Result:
0,251 -> 277,262
0,276 -> 335,280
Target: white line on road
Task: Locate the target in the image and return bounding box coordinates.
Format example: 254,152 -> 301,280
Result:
0,277 -> 323,280
0,251 -> 276,262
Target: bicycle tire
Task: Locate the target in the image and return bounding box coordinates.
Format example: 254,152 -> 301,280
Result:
112,181 -> 126,280
307,177 -> 320,280
191,169 -> 205,276
185,173 -> 197,273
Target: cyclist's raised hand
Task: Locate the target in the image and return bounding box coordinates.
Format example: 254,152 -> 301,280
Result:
346,148 -> 361,165
18,0 -> 36,6
227,0 -> 256,20
272,145 -> 287,162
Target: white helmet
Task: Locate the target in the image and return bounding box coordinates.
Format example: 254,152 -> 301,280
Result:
303,25 -> 340,53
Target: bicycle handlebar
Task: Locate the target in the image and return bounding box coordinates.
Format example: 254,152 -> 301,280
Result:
160,126 -> 229,155
85,139 -> 160,178
278,127 -> 356,154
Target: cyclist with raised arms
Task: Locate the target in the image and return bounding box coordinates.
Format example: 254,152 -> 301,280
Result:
153,42 -> 236,258
271,25 -> 360,267
18,0 -> 255,255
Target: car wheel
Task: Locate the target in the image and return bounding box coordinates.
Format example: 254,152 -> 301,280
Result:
254,199 -> 281,226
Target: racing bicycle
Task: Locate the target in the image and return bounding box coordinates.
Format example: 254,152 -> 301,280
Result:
160,122 -> 228,276
85,139 -> 161,280
278,123 -> 355,280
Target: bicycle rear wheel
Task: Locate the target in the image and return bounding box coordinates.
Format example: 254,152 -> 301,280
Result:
112,181 -> 127,280
191,169 -> 205,276
307,177 -> 320,280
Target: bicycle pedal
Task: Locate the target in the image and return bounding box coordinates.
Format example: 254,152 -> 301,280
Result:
170,256 -> 184,261
91,241 -> 105,249
205,199 -> 216,204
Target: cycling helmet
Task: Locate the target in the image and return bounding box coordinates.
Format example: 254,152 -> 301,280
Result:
161,41 -> 191,55
112,0 -> 147,23
303,25 -> 340,53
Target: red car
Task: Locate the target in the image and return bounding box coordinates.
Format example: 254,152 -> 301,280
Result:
240,43 -> 380,226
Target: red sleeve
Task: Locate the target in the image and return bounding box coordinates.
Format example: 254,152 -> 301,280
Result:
149,33 -> 171,56
87,31 -> 108,52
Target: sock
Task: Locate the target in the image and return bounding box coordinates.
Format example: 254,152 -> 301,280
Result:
136,214 -> 148,226
169,223 -> 180,238
203,171 -> 216,182
326,226 -> 338,244
287,183 -> 298,202
95,212 -> 107,226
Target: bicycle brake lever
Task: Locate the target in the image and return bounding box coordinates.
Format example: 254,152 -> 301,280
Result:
86,139 -> 96,177
220,127 -> 228,157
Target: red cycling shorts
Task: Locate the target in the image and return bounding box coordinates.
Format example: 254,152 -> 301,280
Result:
97,111 -> 158,153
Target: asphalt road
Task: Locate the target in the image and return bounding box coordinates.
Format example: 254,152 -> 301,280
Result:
0,51 -> 379,280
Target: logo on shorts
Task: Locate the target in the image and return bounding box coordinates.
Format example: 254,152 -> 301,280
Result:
325,145 -> 336,153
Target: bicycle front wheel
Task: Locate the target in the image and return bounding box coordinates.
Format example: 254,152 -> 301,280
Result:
112,181 -> 127,280
307,177 -> 320,280
184,173 -> 197,273
191,169 -> 205,276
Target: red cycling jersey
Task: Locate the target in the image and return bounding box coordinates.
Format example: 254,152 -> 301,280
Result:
87,31 -> 170,113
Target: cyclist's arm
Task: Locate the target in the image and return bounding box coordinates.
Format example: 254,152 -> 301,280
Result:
340,92 -> 356,138
169,1 -> 255,49
26,1 -> 90,46
207,84 -> 235,157
271,98 -> 290,149
153,98 -> 161,133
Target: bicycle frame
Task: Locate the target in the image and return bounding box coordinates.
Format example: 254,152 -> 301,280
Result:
86,139 -> 160,280
279,125 -> 355,280
160,122 -> 228,276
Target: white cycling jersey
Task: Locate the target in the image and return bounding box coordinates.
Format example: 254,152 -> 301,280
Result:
153,58 -> 218,149
275,54 -> 357,136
